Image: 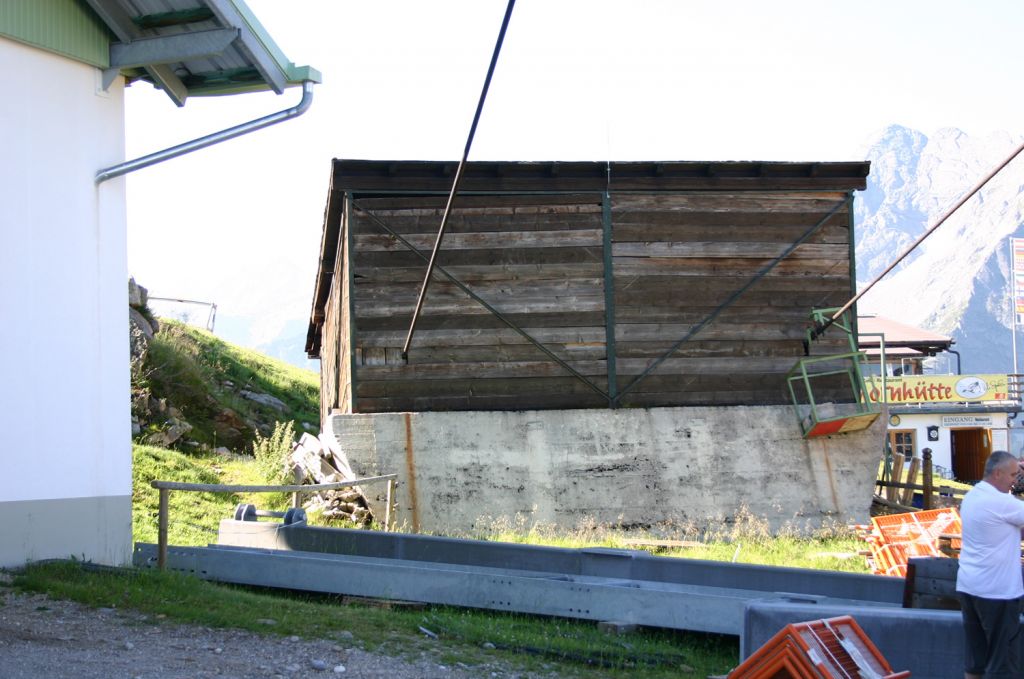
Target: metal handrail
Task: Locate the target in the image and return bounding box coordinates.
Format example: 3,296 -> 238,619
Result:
150,474 -> 398,570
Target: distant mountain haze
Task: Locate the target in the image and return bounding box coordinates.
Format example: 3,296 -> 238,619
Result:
856,125 -> 1024,375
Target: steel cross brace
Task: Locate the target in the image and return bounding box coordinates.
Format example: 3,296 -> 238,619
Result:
611,194 -> 854,405
351,202 -> 612,403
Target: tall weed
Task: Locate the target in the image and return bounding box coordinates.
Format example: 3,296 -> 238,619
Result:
253,421 -> 295,484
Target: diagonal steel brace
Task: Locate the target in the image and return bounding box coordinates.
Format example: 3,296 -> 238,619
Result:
611,194 -> 854,404
351,202 -> 612,403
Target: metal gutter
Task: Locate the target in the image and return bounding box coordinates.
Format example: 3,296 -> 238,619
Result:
95,79 -> 314,183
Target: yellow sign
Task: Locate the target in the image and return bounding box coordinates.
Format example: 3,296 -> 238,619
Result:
864,374 -> 1010,404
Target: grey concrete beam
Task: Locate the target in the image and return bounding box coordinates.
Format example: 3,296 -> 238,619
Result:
134,542 -> 897,636
82,0 -> 189,105
216,519 -> 905,605
110,28 -> 239,69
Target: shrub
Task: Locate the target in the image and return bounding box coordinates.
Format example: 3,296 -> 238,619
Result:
252,421 -> 295,484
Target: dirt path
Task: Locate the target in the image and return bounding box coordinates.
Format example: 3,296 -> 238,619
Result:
0,586 -> 552,679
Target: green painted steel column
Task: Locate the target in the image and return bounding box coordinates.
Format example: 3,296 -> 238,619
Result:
602,191 -> 618,405
847,191 -> 860,340
346,195 -> 358,412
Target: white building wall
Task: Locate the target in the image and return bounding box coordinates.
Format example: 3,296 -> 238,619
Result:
0,38 -> 131,567
888,412 -> 1010,476
890,413 -> 952,471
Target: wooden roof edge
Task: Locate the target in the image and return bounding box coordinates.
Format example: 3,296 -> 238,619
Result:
330,159 -> 871,192
306,165 -> 345,356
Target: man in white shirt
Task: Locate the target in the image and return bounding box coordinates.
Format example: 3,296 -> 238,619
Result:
956,450 -> 1024,679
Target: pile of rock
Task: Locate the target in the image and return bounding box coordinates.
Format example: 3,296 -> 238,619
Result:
290,434 -> 374,526
129,277 -> 161,437
128,277 -> 159,371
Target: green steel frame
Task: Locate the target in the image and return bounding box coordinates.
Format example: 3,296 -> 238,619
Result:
787,307 -> 879,437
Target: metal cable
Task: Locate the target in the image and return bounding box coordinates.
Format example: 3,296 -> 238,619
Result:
821,139 -> 1024,335
402,0 -> 517,358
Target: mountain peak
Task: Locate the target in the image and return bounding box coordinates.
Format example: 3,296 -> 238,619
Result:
856,125 -> 1024,374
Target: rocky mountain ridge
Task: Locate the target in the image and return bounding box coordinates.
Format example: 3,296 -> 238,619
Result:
855,125 -> 1024,374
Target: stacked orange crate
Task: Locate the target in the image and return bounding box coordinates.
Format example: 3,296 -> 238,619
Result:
729,616 -> 910,678
866,508 -> 961,577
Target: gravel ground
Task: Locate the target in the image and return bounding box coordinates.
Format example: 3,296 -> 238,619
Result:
0,583 -> 553,679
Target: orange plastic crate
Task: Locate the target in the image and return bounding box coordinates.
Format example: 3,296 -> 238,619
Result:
867,508 -> 961,577
730,615 -> 910,679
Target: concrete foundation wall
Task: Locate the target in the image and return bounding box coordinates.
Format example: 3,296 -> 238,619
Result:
328,405 -> 886,534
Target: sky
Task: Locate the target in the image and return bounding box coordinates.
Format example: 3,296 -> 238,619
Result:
124,0 -> 1024,361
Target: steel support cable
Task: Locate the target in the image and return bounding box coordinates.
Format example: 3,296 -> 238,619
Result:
402,0 -> 517,358
817,140 -> 1024,338
352,203 -> 612,402
611,195 -> 854,405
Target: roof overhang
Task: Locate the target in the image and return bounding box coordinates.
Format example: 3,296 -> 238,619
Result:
857,314 -> 953,356
84,0 -> 321,106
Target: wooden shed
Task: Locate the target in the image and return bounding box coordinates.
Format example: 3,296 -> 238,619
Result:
307,159 -> 869,420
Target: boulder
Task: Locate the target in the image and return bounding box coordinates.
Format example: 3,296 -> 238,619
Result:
128,277 -> 145,307
144,417 -> 193,447
239,390 -> 288,412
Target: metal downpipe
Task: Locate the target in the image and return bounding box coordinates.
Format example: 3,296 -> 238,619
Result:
96,80 -> 315,184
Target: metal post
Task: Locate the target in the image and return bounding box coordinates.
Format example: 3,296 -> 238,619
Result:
402,0 -> 517,357
291,491 -> 300,509
1011,239 -> 1019,377
922,448 -> 934,510
384,478 -> 395,531
602,190 -> 618,405
158,488 -> 169,571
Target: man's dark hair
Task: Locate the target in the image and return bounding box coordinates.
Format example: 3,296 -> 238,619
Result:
984,450 -> 1017,478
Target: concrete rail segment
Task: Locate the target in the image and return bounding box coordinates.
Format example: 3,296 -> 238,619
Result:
134,542 -> 894,636
215,520 -> 905,604
742,600 -> 1024,679
134,521 -> 903,636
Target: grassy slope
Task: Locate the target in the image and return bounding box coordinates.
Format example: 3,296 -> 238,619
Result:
137,319 -> 318,450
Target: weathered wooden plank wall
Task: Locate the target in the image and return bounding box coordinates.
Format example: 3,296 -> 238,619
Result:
349,195 -> 609,412
307,160 -> 869,414
610,191 -> 851,407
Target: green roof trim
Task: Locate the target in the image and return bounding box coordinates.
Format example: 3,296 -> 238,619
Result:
0,0 -> 320,102
226,0 -> 322,87
0,0 -> 112,68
